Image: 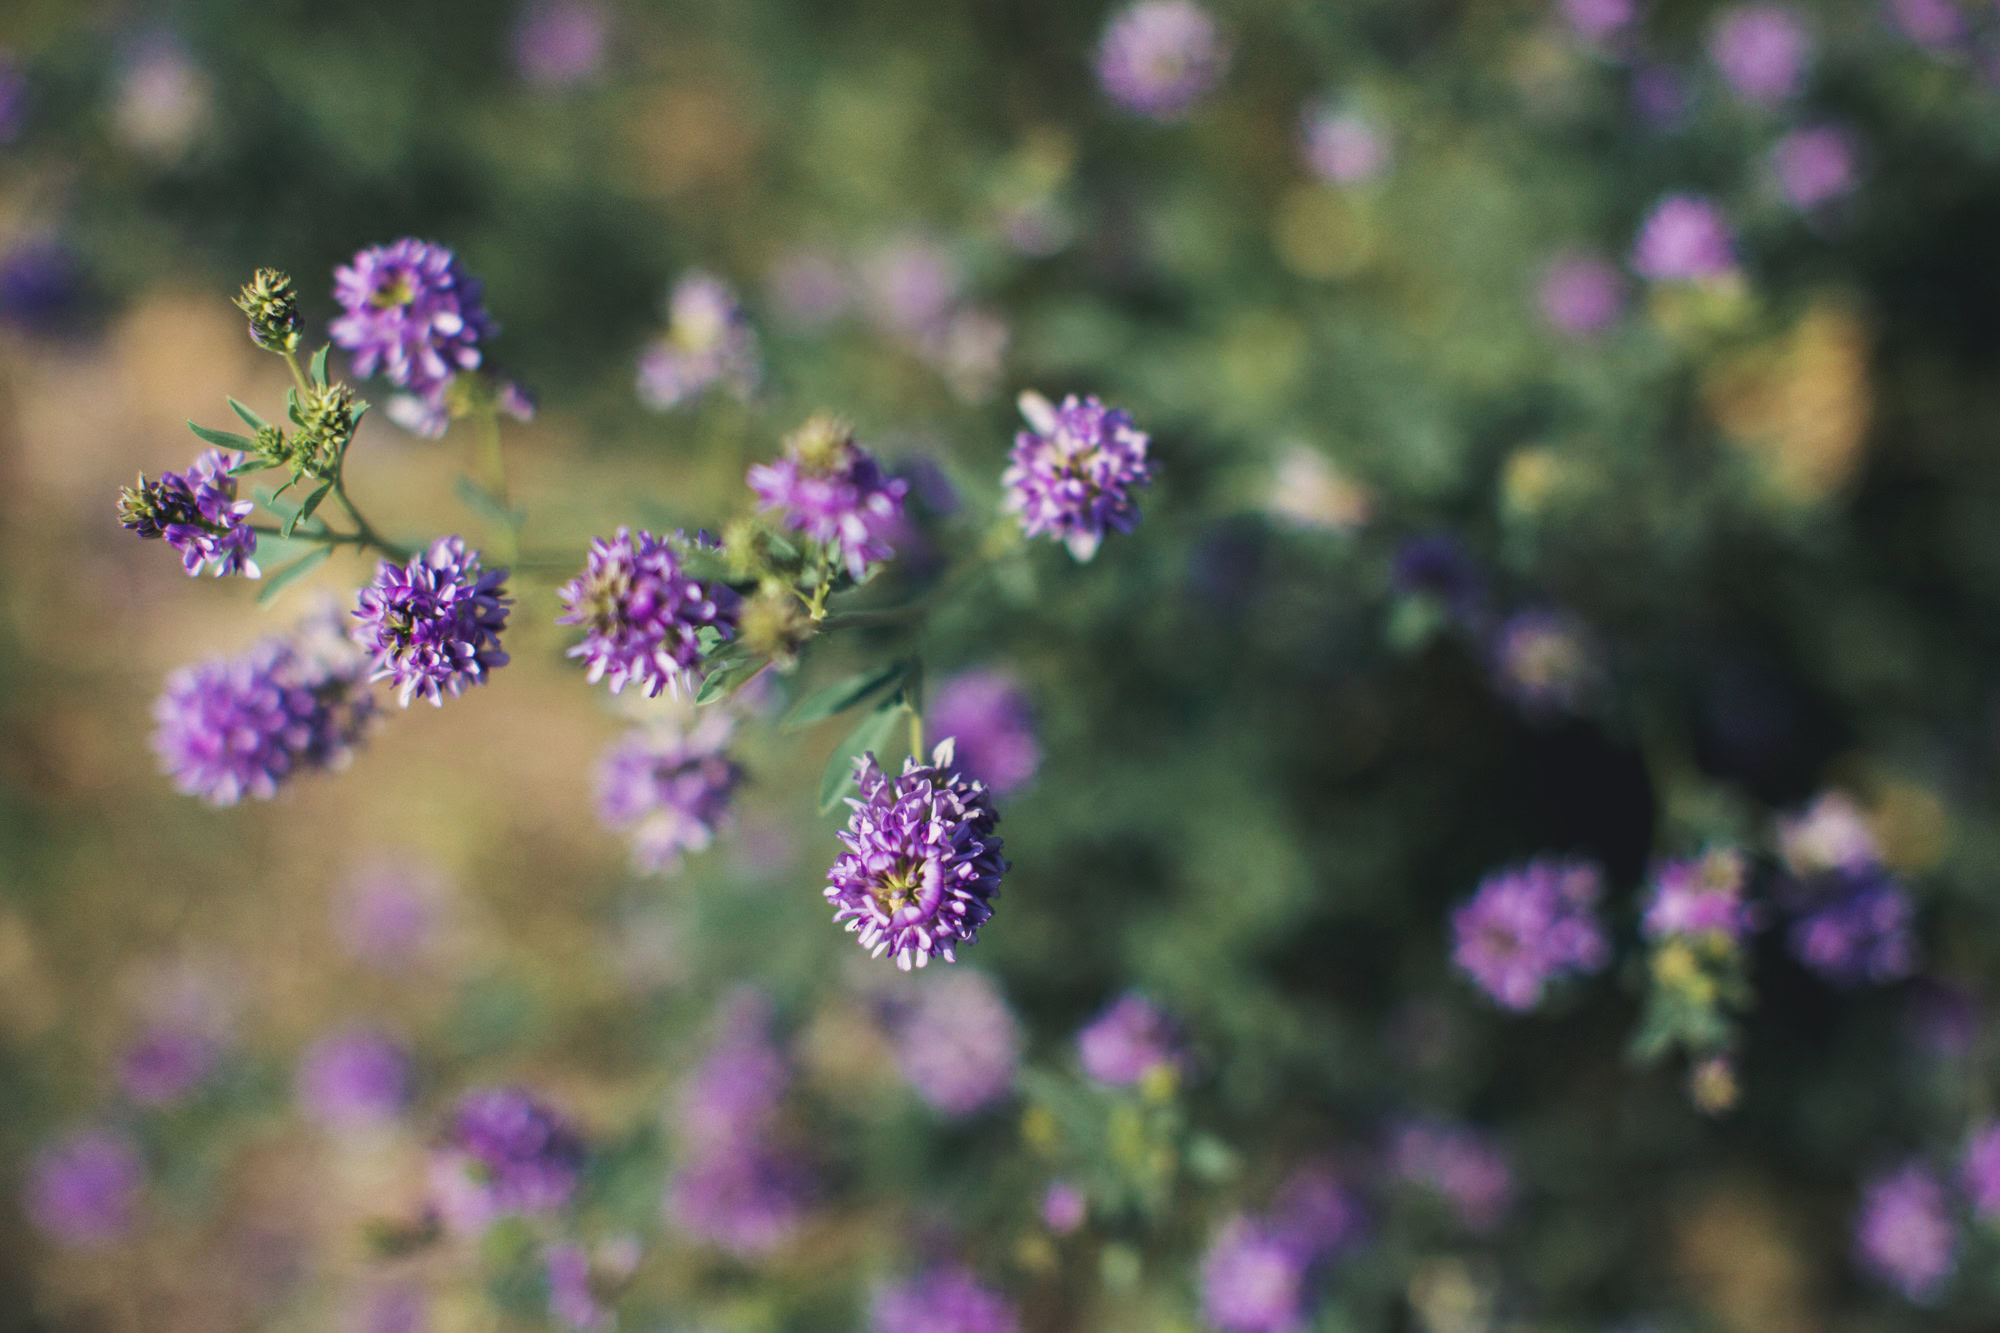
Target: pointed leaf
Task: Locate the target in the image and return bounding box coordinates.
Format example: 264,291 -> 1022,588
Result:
227,397 -> 269,431
819,702 -> 904,814
453,476 -> 523,530
782,660 -> 907,732
188,421 -> 255,451
297,479 -> 335,525
309,344 -> 331,388
694,653 -> 765,706
256,546 -> 332,606
227,457 -> 267,477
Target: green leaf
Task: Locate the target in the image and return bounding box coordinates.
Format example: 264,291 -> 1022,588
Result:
188,421 -> 255,451
253,485 -> 298,518
783,660 -> 907,732
694,653 -> 764,705
297,479 -> 334,525
227,397 -> 269,431
453,476 -> 522,530
227,457 -> 267,477
309,344 -> 331,388
819,702 -> 904,814
256,546 -> 331,605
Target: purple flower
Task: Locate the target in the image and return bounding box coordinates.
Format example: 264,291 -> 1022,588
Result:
1962,1122 -> 2000,1219
766,247 -> 851,331
352,536 -> 511,707
1538,252 -> 1625,337
0,51 -> 26,144
513,0 -> 608,88
348,1282 -> 426,1333
0,238 -> 82,332
296,1029 -> 410,1131
596,714 -> 744,874
1042,1181 -> 1087,1233
861,235 -> 962,340
1269,1162 -> 1367,1261
1643,849 -> 1753,943
886,968 -> 1023,1115
546,1242 -> 612,1331
1709,6 -> 1811,105
1095,0 -> 1229,121
1855,1162 -> 1956,1303
1787,870 -> 1917,986
119,1027 -> 215,1105
429,1087 -> 584,1233
1300,103 -> 1391,185
1452,858 -> 1610,1011
665,1143 -> 812,1258
1490,608 -> 1601,716
1777,790 -> 1880,877
748,419 -> 911,580
331,239 -> 491,397
557,527 -> 739,698
1391,534 -> 1486,626
675,990 -> 789,1157
336,861 -> 446,972
872,1266 -> 1019,1333
1200,1217 -> 1311,1333
1560,0 -> 1640,45
929,670 -> 1040,797
385,371 -> 535,440
1772,125 -> 1858,211
1003,393 -> 1155,562
1388,1120 -> 1514,1232
25,1129 -> 144,1247
1076,992 -> 1188,1087
1631,194 -> 1737,282
153,614 -> 376,805
1630,65 -> 1693,130
117,448 -> 259,578
825,741 -> 1007,971
1886,0 -> 1967,50
636,271 -> 759,409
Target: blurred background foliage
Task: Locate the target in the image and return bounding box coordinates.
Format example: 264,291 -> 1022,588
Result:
4,0 -> 2000,1329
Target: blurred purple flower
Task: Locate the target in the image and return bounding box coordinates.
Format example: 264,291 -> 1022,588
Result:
1300,103 -> 1391,185
352,536 -> 511,707
676,990 -> 789,1157
1003,392 -> 1155,562
1096,0 -> 1229,121
331,239 -> 491,398
872,1266 -> 1019,1333
1787,870 -> 1917,986
1452,858 -> 1609,1011
1777,790 -> 1880,877
665,1143 -> 812,1258
1643,848 -> 1753,943
336,861 -> 446,972
1042,1181 -> 1086,1233
749,419 -> 910,580
1631,194 -> 1737,282
25,1129 -> 143,1247
546,1241 -> 612,1330
1077,992 -> 1188,1087
120,1027 -> 215,1106
597,713 -> 744,875
348,1282 -> 426,1333
1855,1162 -> 1956,1303
1962,1122 -> 2000,1219
861,235 -> 962,340
557,527 -> 739,699
1490,608 -> 1602,717
1709,6 -> 1811,105
637,271 -> 760,409
1200,1216 -> 1310,1333
0,238 -> 82,332
1772,125 -> 1858,211
929,669 -> 1040,797
1388,1120 -> 1514,1232
1270,1162 -> 1367,1261
766,247 -> 851,331
886,968 -> 1022,1115
297,1029 -> 410,1131
1538,252 -> 1625,337
1560,0 -> 1640,45
513,0 -> 608,88
1630,65 -> 1692,130
1885,0 -> 1968,49
429,1087 -> 585,1233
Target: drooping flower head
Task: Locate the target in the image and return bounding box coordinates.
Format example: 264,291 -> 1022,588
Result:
1772,125 -> 1858,212
1077,992 -> 1189,1087
1003,393 -> 1155,562
1452,857 -> 1610,1011
596,712 -> 744,875
1538,252 -> 1626,338
748,416 -> 910,580
118,448 -> 259,578
331,239 -> 491,397
1709,6 -> 1811,105
929,669 -> 1040,797
636,271 -> 760,410
1200,1216 -> 1312,1333
119,1027 -> 216,1105
1855,1162 -> 1956,1303
25,1129 -> 144,1247
825,740 -> 1007,971
1387,1120 -> 1514,1232
152,613 -> 376,805
872,1266 -> 1019,1333
352,536 -> 511,707
1095,0 -> 1229,121
429,1087 -> 584,1233
885,968 -> 1023,1115
1300,102 -> 1392,185
1643,848 -> 1754,944
296,1029 -> 411,1132
1631,194 -> 1737,283
1490,608 -> 1601,717
558,527 -> 739,698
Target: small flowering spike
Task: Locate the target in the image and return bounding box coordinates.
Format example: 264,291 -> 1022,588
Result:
556,528 -> 740,698
1076,993 -> 1188,1087
352,536 -> 511,707
233,267 -> 300,353
747,415 -> 910,580
824,741 -> 1007,971
293,380 -> 364,473
331,239 -> 491,397
117,448 -> 259,578
1002,393 -> 1154,561
427,1087 -> 585,1234
595,713 -> 745,874
1451,858 -> 1610,1011
1643,848 -> 1754,944
1855,1162 -> 1956,1303
636,271 -> 760,410
1631,194 -> 1737,283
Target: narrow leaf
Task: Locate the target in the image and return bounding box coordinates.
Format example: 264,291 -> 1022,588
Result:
227,457 -> 267,477
453,476 -> 522,530
227,397 -> 269,431
783,660 -> 907,732
694,654 -> 765,706
297,479 -> 335,525
188,421 -> 254,451
309,344 -> 331,388
819,703 -> 903,814
256,546 -> 332,606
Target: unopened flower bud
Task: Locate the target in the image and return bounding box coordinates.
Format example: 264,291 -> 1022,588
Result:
234,267 -> 301,353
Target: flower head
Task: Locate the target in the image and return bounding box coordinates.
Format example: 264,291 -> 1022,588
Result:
1643,848 -> 1754,944
748,416 -> 910,580
1452,858 -> 1610,1011
119,1027 -> 215,1105
1631,194 -> 1737,283
233,267 -> 300,353
596,713 -> 744,874
1710,6 -> 1811,105
1200,1217 -> 1311,1333
1003,393 -> 1154,561
1538,252 -> 1625,338
675,990 -> 790,1158
1560,0 -> 1639,45
1777,790 -> 1880,877
1787,870 -> 1917,986
118,448 -> 259,578
1269,1162 -> 1367,1261
297,1029 -> 410,1131
825,740 -> 1007,971
637,271 -> 760,410
1962,1122 -> 2000,1220
1300,103 -> 1391,185
1886,0 -> 1967,50
1077,992 -> 1189,1087
1490,608 -> 1601,717
929,669 -> 1040,797
331,239 -> 491,397
886,968 -> 1023,1115
25,1129 -> 144,1248
1855,1162 -> 1956,1303
353,536 -> 511,707
1772,125 -> 1858,212
546,1241 -> 612,1332
429,1087 -> 584,1233
558,527 -> 739,698
1096,0 -> 1229,121
1388,1120 -> 1514,1232
514,0 -> 608,88
665,1144 -> 812,1258
872,1266 -> 1019,1333
1042,1181 -> 1087,1233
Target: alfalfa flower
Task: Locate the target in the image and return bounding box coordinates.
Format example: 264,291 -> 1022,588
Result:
1855,1162 -> 1956,1303
1076,992 -> 1188,1087
596,712 -> 745,874
117,448 -> 259,578
24,1129 -> 145,1248
884,968 -> 1023,1115
557,527 -> 739,698
1451,858 -> 1610,1011
1631,194 -> 1738,283
748,415 -> 910,580
352,536 -> 511,707
825,740 -> 1006,971
428,1087 -> 585,1234
1003,392 -> 1154,561
636,271 -> 760,410
871,1266 -> 1019,1333
1095,0 -> 1229,121
331,238 -> 491,397
928,669 -> 1040,796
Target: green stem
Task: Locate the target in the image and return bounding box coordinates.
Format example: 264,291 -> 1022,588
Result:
279,350 -> 312,397
333,474 -> 410,561
474,405 -> 520,565
248,522 -> 369,546
906,705 -> 925,760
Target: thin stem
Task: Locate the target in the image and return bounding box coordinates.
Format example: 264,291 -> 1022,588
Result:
821,605 -> 925,631
333,474 -> 410,561
906,705 -> 925,760
248,522 -> 369,546
473,405 -> 521,565
279,350 -> 312,397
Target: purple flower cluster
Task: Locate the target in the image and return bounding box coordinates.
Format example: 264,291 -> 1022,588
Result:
595,713 -> 744,874
119,1027 -> 215,1105
1199,1166 -> 1362,1333
929,669 -> 1040,797
872,1266 -> 1018,1333
748,419 -> 910,580
885,968 -> 1022,1115
1777,791 -> 1919,986
1643,849 -> 1754,943
1490,608 -> 1600,717
331,239 -> 491,398
1631,194 -> 1738,283
826,741 -> 1007,971
558,527 -> 739,698
1963,1122 -> 2000,1219
25,1129 -> 145,1248
296,1029 -> 410,1132
118,448 -> 259,578
352,536 -> 510,707
153,612 -> 376,805
1560,0 -> 1639,46
513,0 -> 608,88
1451,858 -> 1610,1012
637,271 -> 760,410
1709,6 -> 1811,105
1300,103 -> 1392,185
1886,0 -> 1967,50
1772,125 -> 1858,213
429,1087 -> 584,1234
1095,0 -> 1229,121
1003,393 -> 1154,562
1537,252 -> 1625,338
1076,992 -> 1189,1087
1387,1120 -> 1514,1232
1391,533 -> 1486,627
1855,1162 -> 1955,1303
